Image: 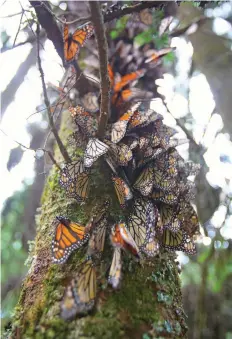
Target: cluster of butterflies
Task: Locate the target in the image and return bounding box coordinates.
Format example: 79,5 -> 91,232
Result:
50,13 -> 200,320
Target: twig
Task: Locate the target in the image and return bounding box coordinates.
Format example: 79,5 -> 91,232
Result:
42,1 -> 165,25
0,128 -> 61,171
1,30 -> 46,53
36,24 -> 71,163
89,1 -> 110,138
12,10 -> 24,47
30,1 -> 64,61
163,101 -> 201,150
31,1 -> 166,64
103,1 -> 164,23
19,1 -> 44,51
40,1 -> 90,25
0,9 -> 31,18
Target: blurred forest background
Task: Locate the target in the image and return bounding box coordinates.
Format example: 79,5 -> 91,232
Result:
1,1 -> 232,338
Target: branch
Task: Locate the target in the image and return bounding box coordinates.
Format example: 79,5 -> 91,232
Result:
36,24 -> 70,163
12,10 -> 24,47
103,1 -> 164,23
30,1 -> 166,65
0,128 -> 61,171
30,1 -> 64,61
89,1 -> 110,138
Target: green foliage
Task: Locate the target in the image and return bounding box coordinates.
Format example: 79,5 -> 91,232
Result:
1,183 -> 32,329
110,16 -> 129,40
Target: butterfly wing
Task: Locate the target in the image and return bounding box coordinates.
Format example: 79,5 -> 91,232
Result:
116,143 -> 133,166
63,23 -> 78,62
68,128 -> 88,149
108,64 -> 114,86
81,92 -> 99,113
162,229 -> 196,255
64,23 -> 94,62
87,218 -> 107,258
114,69 -> 145,92
108,247 -> 122,289
61,279 -> 78,320
118,223 -> 140,257
52,216 -> 89,264
112,176 -> 133,207
68,259 -> 97,314
66,172 -> 90,202
59,159 -> 85,187
134,167 -> 154,196
84,138 -> 109,167
159,204 -> 181,233
127,199 -> 155,250
69,105 -> 98,137
111,103 -> 141,144
151,190 -> 178,205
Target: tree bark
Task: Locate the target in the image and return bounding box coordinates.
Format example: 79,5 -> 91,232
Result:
9,109 -> 188,339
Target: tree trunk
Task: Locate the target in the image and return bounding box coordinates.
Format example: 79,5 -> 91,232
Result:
9,110 -> 188,339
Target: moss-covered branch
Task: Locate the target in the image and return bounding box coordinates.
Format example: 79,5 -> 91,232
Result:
10,109 -> 188,339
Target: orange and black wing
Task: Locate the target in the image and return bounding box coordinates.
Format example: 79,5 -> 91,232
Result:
114,69 -> 145,92
64,23 -> 94,63
52,216 -> 89,264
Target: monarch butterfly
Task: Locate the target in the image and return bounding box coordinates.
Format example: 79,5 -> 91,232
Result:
151,190 -> 178,205
63,22 -> 94,63
153,166 -> 176,191
68,129 -> 88,149
128,109 -> 162,131
69,105 -> 98,137
111,102 -> 141,144
179,162 -> 201,178
81,92 -> 99,113
117,143 -> 133,166
127,199 -> 155,250
121,88 -> 153,103
51,216 -> 89,264
59,159 -> 86,188
112,176 -> 133,207
182,203 -> 200,236
87,218 -> 107,259
108,247 -> 122,289
60,279 -> 78,320
145,48 -> 174,64
61,258 -> 97,317
66,172 -> 90,202
113,69 -> 146,93
91,200 -> 110,226
134,167 -> 154,196
111,223 -> 140,258
84,138 -> 109,168
162,229 -> 196,255
159,204 -> 181,233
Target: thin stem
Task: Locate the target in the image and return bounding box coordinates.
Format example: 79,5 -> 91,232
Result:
12,10 -> 24,47
89,1 -> 110,138
36,24 -> 71,163
0,128 -> 61,171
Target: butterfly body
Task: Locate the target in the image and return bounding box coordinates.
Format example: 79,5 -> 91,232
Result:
111,223 -> 140,258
